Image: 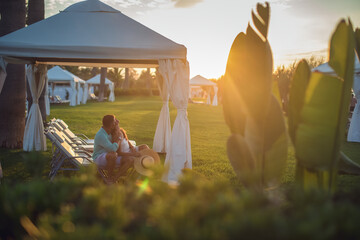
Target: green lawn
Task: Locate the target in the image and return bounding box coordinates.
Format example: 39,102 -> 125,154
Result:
1,96 -> 360,189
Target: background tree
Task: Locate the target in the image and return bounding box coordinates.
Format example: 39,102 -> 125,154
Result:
146,68 -> 153,96
127,68 -> 137,88
107,68 -> 123,88
98,67 -> 107,101
91,67 -> 99,77
0,0 -> 26,148
77,67 -> 93,80
273,56 -> 324,113
122,68 -> 130,89
27,0 -> 44,24
136,68 -> 154,94
64,66 -> 81,76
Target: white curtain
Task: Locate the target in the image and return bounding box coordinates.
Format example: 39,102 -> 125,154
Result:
153,72 -> 171,153
70,80 -> 77,106
44,75 -> 50,115
77,82 -> 82,105
82,82 -> 88,104
206,87 -> 211,105
212,86 -> 218,106
159,59 -> 192,184
109,82 -> 115,102
23,64 -> 47,151
348,74 -> 360,142
0,57 -> 7,94
87,85 -> 93,99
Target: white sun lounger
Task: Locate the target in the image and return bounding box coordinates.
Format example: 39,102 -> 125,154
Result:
45,129 -> 136,184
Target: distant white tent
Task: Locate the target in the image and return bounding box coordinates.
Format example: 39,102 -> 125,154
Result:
47,66 -> 85,106
313,57 -> 360,74
86,74 -> 115,102
189,75 -> 218,106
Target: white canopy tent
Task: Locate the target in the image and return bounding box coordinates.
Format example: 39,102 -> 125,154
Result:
0,0 -> 185,66
0,0 -> 191,183
189,75 -> 218,106
313,57 -> 360,74
86,74 -> 115,102
66,71 -> 86,105
47,66 -> 86,106
312,58 -> 360,143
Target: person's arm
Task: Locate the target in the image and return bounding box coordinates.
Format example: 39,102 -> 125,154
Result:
116,137 -> 140,157
128,140 -> 136,152
117,144 -> 140,157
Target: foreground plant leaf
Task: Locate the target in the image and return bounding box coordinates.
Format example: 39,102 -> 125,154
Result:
288,60 -> 311,144
224,2 -> 287,189
288,19 -> 355,191
262,96 -> 287,186
227,134 -> 259,189
295,72 -> 342,169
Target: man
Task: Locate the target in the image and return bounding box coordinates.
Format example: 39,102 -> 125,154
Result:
92,115 -> 132,179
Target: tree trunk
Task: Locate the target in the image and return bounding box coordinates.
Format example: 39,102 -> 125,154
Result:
98,67 -> 107,102
122,68 -> 130,89
27,0 -> 44,25
146,68 -> 153,96
91,67 -> 98,76
0,0 -> 26,148
26,0 -> 46,122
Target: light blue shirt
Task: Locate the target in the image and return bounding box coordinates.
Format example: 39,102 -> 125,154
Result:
92,128 -> 118,160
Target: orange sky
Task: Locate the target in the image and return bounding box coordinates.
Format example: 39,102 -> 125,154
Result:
46,0 -> 360,79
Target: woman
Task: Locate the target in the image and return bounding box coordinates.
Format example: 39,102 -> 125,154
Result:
111,124 -> 149,157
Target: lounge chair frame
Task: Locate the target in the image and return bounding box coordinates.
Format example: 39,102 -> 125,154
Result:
45,130 -> 136,184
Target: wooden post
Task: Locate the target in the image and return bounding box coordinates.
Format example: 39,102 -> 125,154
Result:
98,67 -> 107,102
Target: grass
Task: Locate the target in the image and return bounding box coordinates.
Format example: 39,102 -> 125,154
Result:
1,96 -> 360,190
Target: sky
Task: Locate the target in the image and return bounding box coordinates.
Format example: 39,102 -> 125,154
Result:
45,0 -> 360,79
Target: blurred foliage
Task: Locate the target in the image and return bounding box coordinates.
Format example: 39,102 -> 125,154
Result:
223,2 -> 287,190
288,19 -> 359,191
1,168 -> 360,239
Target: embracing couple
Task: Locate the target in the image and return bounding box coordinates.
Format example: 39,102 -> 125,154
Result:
92,114 -> 150,178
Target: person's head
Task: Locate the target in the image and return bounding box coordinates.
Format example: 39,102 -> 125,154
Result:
102,115 -> 118,132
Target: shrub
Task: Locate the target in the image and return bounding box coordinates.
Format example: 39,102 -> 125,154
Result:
1,169 -> 360,239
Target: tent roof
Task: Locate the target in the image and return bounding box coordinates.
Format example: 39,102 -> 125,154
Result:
0,0 -> 186,68
86,74 -> 113,85
313,57 -> 360,74
189,75 -> 216,86
47,66 -> 85,83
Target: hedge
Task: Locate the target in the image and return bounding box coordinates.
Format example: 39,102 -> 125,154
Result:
94,88 -> 160,97
1,166 -> 360,239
